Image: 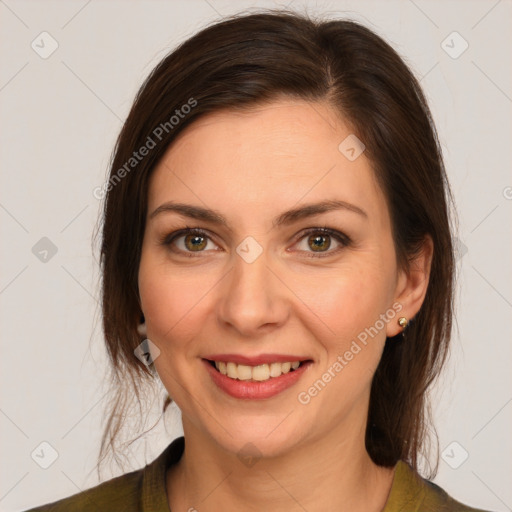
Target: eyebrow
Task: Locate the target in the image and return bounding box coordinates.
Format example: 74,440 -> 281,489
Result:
149,199 -> 367,228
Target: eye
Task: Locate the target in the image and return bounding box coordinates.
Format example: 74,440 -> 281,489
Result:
161,227 -> 220,256
292,227 -> 351,258
161,226 -> 351,258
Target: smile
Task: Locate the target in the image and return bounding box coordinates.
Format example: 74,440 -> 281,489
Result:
211,360 -> 302,382
203,358 -> 313,400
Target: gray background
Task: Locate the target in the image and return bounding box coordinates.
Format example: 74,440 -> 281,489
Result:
0,0 -> 511,511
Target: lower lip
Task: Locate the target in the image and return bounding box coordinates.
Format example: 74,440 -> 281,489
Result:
203,359 -> 312,400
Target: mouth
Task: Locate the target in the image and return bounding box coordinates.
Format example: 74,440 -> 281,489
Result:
204,359 -> 310,382
203,357 -> 313,400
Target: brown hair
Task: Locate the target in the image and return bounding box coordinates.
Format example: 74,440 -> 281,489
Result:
95,9 -> 455,479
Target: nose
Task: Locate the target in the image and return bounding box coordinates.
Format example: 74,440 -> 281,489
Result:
216,246 -> 289,337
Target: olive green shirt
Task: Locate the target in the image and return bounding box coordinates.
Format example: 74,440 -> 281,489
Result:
24,436 -> 492,511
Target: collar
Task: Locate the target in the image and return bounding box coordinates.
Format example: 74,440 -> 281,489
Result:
139,437 -> 457,512
141,436 -> 184,512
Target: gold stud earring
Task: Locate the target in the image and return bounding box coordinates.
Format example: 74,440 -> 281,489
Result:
398,317 -> 408,329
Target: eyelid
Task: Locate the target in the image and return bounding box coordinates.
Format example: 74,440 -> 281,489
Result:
291,227 -> 351,257
160,226 -> 217,250
161,226 -> 351,257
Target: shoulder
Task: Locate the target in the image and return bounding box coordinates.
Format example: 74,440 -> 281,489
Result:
385,460 -> 495,512
22,436 -> 185,512
22,468 -> 143,512
422,477 -> 494,512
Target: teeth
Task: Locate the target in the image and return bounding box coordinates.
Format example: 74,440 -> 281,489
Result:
269,362 -> 282,377
252,364 -> 269,381
226,362 -> 237,379
237,364 -> 252,381
214,360 -> 302,381
218,361 -> 227,375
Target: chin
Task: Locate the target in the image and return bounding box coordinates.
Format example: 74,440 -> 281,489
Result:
205,418 -> 308,461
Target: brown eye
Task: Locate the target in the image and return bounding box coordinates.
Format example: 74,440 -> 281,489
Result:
183,233 -> 208,251
162,226 -> 350,258
307,233 -> 331,252
163,228 -> 219,255
294,228 -> 351,258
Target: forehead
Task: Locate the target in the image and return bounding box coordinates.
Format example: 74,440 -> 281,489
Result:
147,98 -> 386,226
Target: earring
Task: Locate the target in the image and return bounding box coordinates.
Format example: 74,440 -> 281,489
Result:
398,317 -> 408,329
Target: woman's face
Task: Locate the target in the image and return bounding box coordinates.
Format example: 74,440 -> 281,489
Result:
138,98 -> 411,458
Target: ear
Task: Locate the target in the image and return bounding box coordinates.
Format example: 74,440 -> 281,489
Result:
137,312 -> 147,337
386,235 -> 434,337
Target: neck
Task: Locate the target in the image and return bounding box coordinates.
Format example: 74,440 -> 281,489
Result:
167,417 -> 396,512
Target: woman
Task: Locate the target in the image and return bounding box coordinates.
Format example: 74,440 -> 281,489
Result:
26,10 -> 493,512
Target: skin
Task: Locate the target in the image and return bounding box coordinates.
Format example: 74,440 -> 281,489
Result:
137,98 -> 433,511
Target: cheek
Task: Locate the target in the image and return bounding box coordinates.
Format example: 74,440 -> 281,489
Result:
300,267 -> 392,398
291,261 -> 393,343
138,253 -> 217,349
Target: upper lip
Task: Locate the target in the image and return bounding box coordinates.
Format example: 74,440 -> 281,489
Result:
204,354 -> 311,366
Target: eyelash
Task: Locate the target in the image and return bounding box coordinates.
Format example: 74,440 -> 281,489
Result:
160,225 -> 351,259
